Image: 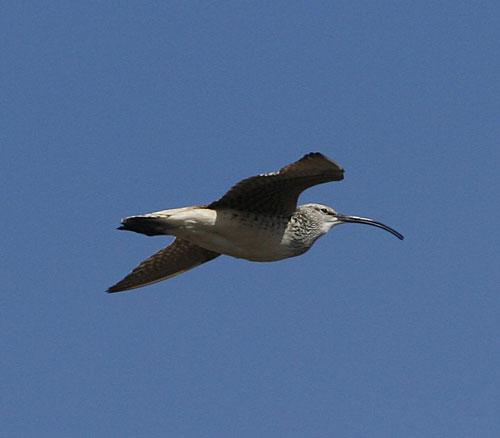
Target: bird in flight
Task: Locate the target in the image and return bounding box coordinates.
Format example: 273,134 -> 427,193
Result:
108,153 -> 403,293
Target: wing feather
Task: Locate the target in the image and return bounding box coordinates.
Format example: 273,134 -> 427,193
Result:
208,152 -> 344,216
107,238 -> 220,293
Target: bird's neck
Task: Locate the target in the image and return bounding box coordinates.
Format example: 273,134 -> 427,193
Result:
285,210 -> 325,250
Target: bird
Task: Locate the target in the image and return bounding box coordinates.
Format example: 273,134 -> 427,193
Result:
108,153 -> 403,293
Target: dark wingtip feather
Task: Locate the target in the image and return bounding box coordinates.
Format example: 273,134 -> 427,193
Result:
107,281 -> 128,293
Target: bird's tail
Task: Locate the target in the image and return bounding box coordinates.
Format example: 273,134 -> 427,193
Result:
117,206 -> 212,237
118,215 -> 175,236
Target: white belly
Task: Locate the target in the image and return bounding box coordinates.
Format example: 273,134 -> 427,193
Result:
167,208 -> 299,261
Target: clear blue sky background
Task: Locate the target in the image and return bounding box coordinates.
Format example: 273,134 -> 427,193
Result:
2,2 -> 499,437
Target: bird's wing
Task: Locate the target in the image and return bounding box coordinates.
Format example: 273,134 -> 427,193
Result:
208,152 -> 344,216
107,238 -> 220,293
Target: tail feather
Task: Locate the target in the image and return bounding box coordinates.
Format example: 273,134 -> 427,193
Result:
119,216 -> 173,236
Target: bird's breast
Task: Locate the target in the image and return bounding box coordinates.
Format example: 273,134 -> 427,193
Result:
172,209 -> 303,261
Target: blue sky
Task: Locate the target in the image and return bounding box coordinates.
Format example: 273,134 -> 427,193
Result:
2,1 -> 499,436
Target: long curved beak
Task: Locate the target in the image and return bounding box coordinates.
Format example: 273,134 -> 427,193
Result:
336,214 -> 404,240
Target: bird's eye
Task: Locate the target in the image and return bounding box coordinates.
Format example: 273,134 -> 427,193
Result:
320,208 -> 328,214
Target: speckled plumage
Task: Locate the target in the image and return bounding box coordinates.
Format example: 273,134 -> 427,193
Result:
108,153 -> 403,293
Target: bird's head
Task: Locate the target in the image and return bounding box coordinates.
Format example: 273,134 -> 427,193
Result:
300,203 -> 404,240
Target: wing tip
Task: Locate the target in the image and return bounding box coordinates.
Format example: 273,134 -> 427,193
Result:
301,151 -> 345,179
107,279 -> 139,293
107,279 -> 148,293
106,284 -> 124,293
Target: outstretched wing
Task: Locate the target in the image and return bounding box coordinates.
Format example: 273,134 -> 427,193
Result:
208,152 -> 344,216
107,238 -> 220,293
